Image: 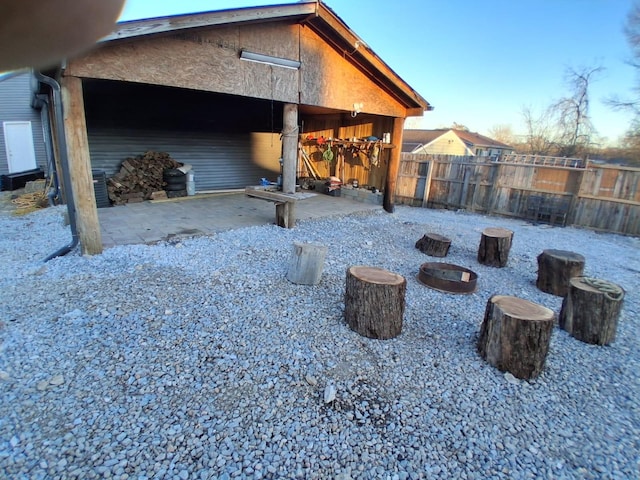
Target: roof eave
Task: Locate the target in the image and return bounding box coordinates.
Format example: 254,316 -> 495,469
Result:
102,2 -> 319,43
305,3 -> 429,113
98,1 -> 429,114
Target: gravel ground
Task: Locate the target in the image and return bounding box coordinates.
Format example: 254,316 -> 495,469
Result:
0,205 -> 638,480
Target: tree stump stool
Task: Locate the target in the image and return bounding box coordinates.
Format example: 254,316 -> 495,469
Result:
536,249 -> 585,296
477,227 -> 513,267
286,242 -> 327,285
415,233 -> 451,257
478,295 -> 555,380
344,266 -> 406,339
559,276 -> 625,345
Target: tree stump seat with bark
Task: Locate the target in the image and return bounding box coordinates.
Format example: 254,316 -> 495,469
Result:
478,295 -> 555,380
477,227 -> 513,267
536,249 -> 585,296
415,233 -> 452,257
559,276 -> 625,345
344,266 -> 406,339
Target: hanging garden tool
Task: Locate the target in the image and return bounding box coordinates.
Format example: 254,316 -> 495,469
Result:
369,142 -> 380,167
322,140 -> 334,164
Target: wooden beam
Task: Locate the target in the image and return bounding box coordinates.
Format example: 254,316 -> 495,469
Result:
245,186 -> 299,203
282,103 -> 298,194
384,117 -> 405,213
61,76 -> 103,255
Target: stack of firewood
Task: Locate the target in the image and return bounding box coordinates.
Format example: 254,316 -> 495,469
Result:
107,151 -> 182,205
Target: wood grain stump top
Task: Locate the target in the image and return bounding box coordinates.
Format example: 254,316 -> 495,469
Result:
482,227 -> 513,238
348,265 -> 406,285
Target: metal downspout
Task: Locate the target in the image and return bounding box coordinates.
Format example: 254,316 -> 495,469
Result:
34,71 -> 80,261
34,96 -> 60,206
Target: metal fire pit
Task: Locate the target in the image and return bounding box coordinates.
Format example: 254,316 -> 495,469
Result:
417,262 -> 478,294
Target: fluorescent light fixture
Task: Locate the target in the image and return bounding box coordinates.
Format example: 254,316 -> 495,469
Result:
240,50 -> 301,70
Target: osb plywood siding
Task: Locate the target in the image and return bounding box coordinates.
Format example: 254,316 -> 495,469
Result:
65,23 -> 300,103
66,22 -> 409,118
299,26 -> 405,117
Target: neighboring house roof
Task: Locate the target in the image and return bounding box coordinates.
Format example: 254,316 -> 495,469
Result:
101,1 -> 430,115
454,130 -> 512,149
402,129 -> 512,153
402,129 -> 448,152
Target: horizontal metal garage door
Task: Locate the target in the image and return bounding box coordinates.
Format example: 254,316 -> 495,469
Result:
87,128 -> 282,191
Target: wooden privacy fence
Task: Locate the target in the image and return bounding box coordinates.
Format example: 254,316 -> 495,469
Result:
396,153 -> 640,236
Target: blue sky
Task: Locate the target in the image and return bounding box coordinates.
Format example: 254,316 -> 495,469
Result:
119,0 -> 636,146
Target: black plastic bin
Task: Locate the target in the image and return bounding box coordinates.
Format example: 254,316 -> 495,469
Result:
0,168 -> 45,191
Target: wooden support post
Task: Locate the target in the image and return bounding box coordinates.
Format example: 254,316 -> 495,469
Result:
344,266 -> 406,339
383,117 -> 405,213
61,76 -> 102,255
477,227 -> 513,267
286,242 -> 327,285
559,276 -> 625,345
282,104 -> 298,195
275,201 -> 295,228
478,295 -> 555,380
536,249 -> 585,296
415,233 -> 451,257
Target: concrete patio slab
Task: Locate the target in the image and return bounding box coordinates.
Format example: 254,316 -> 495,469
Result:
97,191 -> 383,247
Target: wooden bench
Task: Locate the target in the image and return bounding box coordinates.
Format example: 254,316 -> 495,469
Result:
245,186 -> 316,228
526,195 -> 571,227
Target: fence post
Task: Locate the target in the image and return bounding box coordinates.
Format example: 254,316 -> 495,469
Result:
421,160 -> 433,208
460,164 -> 472,208
486,162 -> 500,214
470,168 -> 482,212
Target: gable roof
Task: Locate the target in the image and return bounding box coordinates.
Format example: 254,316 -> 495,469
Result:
402,129 -> 448,152
402,128 -> 512,153
101,1 -> 430,115
454,130 -> 512,149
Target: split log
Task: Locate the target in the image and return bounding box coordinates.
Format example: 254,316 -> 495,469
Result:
415,233 -> 451,257
344,266 -> 406,339
107,151 -> 182,205
150,191 -> 168,200
286,242 -> 327,285
477,227 -> 513,267
559,276 -> 625,345
536,249 -> 585,296
478,295 -> 555,379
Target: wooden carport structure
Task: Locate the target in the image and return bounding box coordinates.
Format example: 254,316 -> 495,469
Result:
43,1 -> 431,255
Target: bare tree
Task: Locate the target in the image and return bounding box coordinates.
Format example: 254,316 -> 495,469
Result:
451,122 -> 470,131
519,66 -> 602,158
521,105 -> 556,155
552,66 -> 603,157
608,2 -> 640,157
488,124 -> 516,145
